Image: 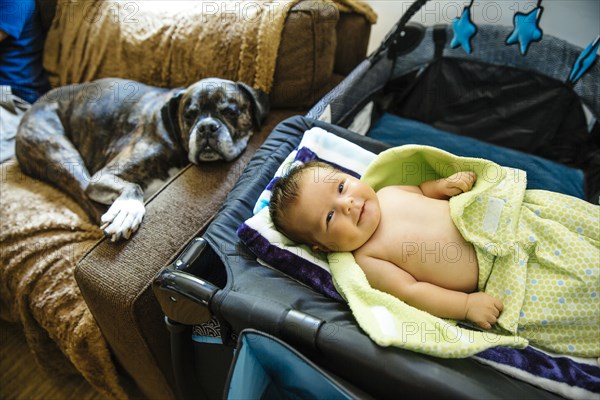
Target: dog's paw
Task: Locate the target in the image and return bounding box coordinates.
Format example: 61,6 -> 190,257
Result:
100,198 -> 145,241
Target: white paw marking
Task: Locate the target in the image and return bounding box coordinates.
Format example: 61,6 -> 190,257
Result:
100,198 -> 145,241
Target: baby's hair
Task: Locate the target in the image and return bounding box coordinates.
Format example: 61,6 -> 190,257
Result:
269,160 -> 333,243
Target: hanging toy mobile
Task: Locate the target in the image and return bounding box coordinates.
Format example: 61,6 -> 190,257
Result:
450,0 -> 477,54
568,35 -> 600,85
450,0 -> 598,83
506,0 -> 544,55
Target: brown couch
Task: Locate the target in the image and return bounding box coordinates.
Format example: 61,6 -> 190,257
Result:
0,1 -> 374,399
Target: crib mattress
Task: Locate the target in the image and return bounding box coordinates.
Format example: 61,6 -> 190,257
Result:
198,115 -> 566,399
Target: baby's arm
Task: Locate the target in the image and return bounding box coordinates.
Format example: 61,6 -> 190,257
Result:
419,171 -> 476,200
357,255 -> 503,329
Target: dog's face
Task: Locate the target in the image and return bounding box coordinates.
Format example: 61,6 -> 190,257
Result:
162,78 -> 269,163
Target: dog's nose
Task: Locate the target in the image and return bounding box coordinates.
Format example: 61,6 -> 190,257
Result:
199,119 -> 220,136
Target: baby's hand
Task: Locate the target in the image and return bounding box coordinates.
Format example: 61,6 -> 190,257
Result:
442,171 -> 476,197
465,292 -> 503,330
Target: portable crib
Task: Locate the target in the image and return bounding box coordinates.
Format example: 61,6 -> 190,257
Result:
153,0 -> 599,398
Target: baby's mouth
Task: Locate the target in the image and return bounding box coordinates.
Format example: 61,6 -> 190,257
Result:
358,203 -> 365,224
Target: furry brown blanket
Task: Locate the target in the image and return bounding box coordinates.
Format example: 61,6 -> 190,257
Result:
43,0 -> 377,92
0,160 -> 127,399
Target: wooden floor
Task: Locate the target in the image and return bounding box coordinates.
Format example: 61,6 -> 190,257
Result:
0,320 -> 106,400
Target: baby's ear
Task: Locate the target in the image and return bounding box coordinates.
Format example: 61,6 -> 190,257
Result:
311,244 -> 330,253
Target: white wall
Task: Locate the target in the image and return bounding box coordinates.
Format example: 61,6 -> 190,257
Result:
363,0 -> 600,54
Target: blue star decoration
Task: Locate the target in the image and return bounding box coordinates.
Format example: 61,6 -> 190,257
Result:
506,7 -> 544,55
568,35 -> 600,85
451,6 -> 477,54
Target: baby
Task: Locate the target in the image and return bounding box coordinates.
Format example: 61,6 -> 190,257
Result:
269,161 -> 503,330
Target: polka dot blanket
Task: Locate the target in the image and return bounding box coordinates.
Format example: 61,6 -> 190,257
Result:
350,145 -> 600,358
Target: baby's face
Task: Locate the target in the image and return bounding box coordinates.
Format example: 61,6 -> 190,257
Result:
285,167 -> 381,252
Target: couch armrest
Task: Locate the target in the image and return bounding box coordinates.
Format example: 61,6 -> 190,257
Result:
76,110 -> 297,399
334,12 -> 372,76
271,1 -> 372,108
269,1 -> 339,108
76,166 -> 231,399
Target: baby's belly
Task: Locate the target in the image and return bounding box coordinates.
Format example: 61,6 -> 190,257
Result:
392,240 -> 479,292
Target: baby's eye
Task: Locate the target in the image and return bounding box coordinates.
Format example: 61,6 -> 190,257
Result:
326,211 -> 333,224
338,183 -> 344,193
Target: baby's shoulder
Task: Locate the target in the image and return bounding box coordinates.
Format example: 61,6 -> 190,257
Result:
377,184 -> 422,198
376,185 -> 403,194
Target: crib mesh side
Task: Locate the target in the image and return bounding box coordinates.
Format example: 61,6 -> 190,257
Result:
393,25 -> 599,117
308,23 -> 599,125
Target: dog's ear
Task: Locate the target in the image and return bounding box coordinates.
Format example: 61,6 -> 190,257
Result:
237,82 -> 270,129
161,89 -> 185,138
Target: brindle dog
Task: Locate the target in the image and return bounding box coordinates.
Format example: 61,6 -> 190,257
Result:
16,77 -> 269,241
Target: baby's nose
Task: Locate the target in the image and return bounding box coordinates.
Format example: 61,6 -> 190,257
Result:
340,196 -> 354,214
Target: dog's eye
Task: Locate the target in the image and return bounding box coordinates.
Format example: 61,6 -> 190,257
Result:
184,109 -> 197,122
223,104 -> 240,118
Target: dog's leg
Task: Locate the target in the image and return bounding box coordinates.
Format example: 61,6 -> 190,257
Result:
85,167 -> 145,242
15,103 -> 102,222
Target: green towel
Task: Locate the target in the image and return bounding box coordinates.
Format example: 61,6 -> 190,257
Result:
328,252 -> 527,357
330,145 -> 599,358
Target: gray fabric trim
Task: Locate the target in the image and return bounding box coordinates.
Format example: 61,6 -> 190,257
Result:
1,85 -> 31,163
